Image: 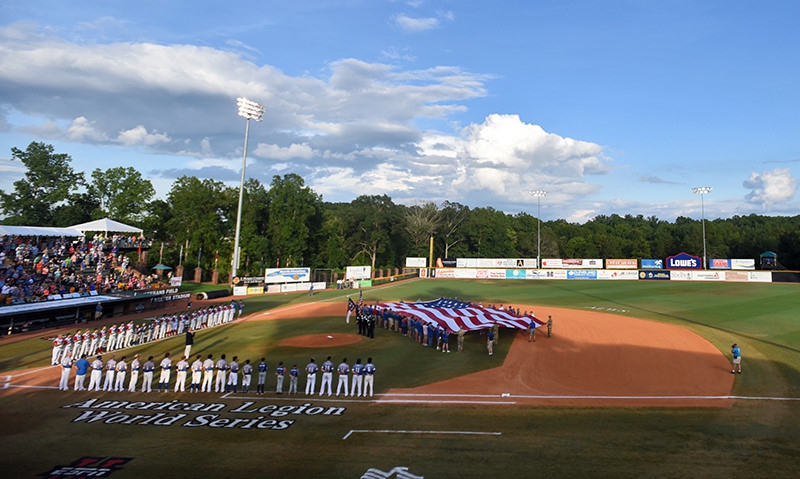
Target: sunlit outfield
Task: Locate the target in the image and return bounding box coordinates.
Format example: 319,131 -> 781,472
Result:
1,278 -> 799,478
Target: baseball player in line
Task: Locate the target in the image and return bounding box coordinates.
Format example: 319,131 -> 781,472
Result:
305,358 -> 318,395
363,357 -> 376,397
336,358 -> 350,396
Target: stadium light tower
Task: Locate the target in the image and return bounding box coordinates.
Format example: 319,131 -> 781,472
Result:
530,190 -> 548,268
232,97 -> 265,282
692,186 -> 712,270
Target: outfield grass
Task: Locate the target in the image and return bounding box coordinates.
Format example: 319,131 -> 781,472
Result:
1,278 -> 799,478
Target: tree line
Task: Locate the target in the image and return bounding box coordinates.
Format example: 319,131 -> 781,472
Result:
2,142 -> 798,277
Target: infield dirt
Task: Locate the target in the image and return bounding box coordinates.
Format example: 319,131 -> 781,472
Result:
3,300 -> 733,407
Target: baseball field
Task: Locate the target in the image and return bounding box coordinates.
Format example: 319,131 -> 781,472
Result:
1,278 -> 799,478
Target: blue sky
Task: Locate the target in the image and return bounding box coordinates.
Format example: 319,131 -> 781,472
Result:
1,0 -> 798,223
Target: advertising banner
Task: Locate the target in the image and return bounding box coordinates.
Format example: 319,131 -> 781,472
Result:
434,268 -> 456,278
264,267 -> 311,284
527,269 -> 567,279
405,257 -> 427,268
669,271 -> 692,281
638,270 -> 671,280
345,266 -> 372,280
456,258 -> 477,268
709,259 -> 732,270
505,269 -> 528,279
693,271 -> 725,281
726,271 -> 749,282
541,259 -> 563,269
465,258 -> 538,268
606,259 -> 638,269
567,270 -> 598,279
747,272 -> 772,283
597,270 -> 640,280
731,259 -> 756,270
455,269 -> 477,279
665,252 -> 702,269
641,259 -> 664,269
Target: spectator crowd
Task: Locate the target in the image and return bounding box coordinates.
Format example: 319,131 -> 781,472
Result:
1,233 -> 155,306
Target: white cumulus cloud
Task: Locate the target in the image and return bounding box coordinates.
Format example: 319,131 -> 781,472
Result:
743,167 -> 798,209
116,125 -> 170,146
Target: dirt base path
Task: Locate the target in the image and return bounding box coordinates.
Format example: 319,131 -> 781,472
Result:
385,305 -> 733,407
4,301 -> 733,406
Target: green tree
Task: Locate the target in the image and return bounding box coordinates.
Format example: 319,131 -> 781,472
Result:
166,176 -> 234,272
237,178 -> 271,274
405,201 -> 441,257
438,201 -> 469,259
87,166 -> 155,222
51,193 -> 101,227
345,195 -> 403,270
0,142 -> 85,225
266,174 -> 323,268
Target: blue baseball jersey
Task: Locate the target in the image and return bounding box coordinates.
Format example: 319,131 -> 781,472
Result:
364,363 -> 376,375
258,362 -> 268,373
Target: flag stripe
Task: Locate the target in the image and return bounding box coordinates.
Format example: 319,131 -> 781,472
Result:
379,299 -> 543,332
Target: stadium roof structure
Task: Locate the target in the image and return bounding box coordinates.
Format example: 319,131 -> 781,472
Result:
69,218 -> 143,235
0,225 -> 82,237
0,217 -> 142,237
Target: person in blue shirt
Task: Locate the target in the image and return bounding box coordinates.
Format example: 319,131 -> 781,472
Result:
289,364 -> 299,394
363,357 -> 376,397
731,344 -> 742,374
257,358 -> 268,395
528,318 -> 537,342
73,354 -> 90,391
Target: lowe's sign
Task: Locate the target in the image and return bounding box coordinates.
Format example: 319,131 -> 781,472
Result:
665,252 -> 702,269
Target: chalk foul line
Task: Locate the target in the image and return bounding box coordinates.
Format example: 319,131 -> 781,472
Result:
343,429 -> 502,440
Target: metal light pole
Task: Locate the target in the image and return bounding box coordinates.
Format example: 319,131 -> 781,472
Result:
530,190 -> 548,268
232,97 -> 265,281
692,186 -> 712,270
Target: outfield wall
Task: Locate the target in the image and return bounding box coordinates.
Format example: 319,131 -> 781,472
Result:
429,268 -> 781,283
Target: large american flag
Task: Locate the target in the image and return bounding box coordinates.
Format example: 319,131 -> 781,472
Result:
379,298 -> 542,332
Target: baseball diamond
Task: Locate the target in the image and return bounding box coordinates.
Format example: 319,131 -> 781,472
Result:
1,279 -> 799,478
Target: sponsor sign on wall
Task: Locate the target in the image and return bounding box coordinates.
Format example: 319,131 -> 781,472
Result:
731,259 -> 756,270
264,267 -> 311,284
641,259 -> 664,269
542,259 -> 602,269
567,270 -> 598,279
541,258 -> 563,269
452,268 -> 475,278
747,271 -> 772,282
606,259 -> 638,269
665,252 -> 702,269
709,259 -> 732,270
527,269 -> 567,279
345,266 -> 372,280
405,257 -> 427,268
505,269 -> 527,279
597,270 -> 640,280
694,271 -> 725,281
639,270 -> 671,280
458,258 -> 538,268
434,268 -> 456,278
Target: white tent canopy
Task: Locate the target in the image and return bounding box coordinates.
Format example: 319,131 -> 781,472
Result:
69,218 -> 143,235
0,225 -> 82,237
